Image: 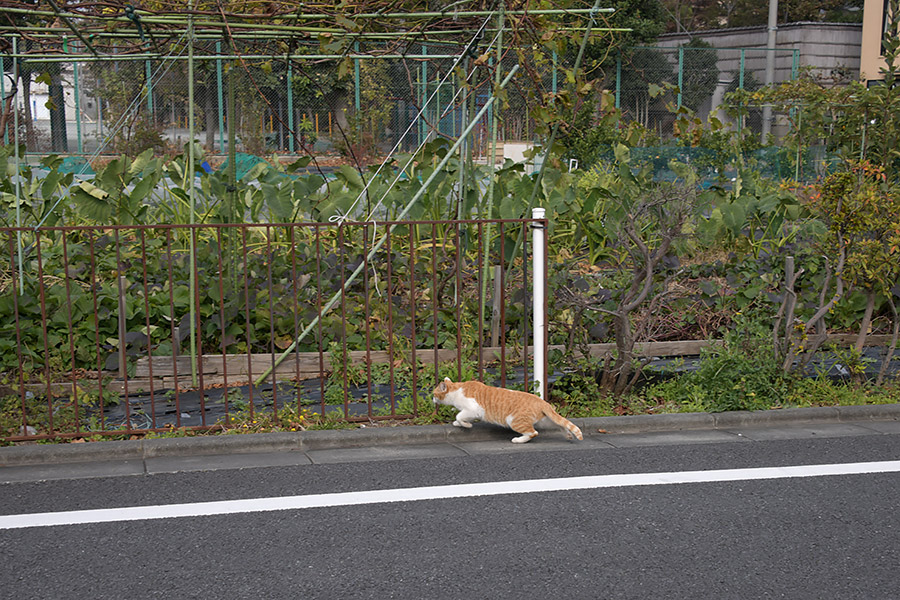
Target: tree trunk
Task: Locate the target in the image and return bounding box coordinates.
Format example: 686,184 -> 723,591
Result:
855,289 -> 876,353
333,91 -> 349,133
605,313 -> 636,396
21,75 -> 36,149
205,84 -> 217,151
49,67 -> 68,152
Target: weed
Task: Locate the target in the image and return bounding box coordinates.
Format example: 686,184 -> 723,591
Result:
218,402 -> 313,433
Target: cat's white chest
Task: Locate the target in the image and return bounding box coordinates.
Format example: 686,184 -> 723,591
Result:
444,388 -> 486,420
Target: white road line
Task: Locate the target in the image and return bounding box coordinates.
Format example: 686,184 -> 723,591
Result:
2,460 -> 899,530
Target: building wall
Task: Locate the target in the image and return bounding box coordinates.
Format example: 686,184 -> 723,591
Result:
861,0 -> 889,81
650,23 -> 861,138
657,22 -> 862,86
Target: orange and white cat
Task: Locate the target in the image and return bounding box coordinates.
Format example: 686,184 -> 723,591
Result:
432,377 -> 583,443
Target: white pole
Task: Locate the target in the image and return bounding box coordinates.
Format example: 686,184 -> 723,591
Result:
532,207 -> 546,399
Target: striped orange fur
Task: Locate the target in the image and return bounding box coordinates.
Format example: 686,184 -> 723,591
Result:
432,377 -> 583,443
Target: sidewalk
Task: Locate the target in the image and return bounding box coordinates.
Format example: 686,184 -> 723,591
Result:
2,404 -> 899,483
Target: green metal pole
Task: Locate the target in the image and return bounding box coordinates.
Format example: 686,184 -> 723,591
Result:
74,59 -> 82,153
0,55 -> 6,145
217,41 -> 225,153
227,57 -> 238,294
677,46 -> 683,109
255,64 -> 520,385
65,37 -> 84,154
421,44 -> 428,143
457,57 -> 470,220
354,41 -> 361,113
96,72 -> 102,141
435,70 -> 441,137
615,51 -> 621,109
287,59 -> 295,153
739,49 -> 745,136
145,60 -> 153,113
187,19 -> 198,387
552,50 -> 558,97
451,69 -> 457,139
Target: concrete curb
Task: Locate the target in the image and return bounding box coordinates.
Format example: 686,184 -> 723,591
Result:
2,403 -> 899,467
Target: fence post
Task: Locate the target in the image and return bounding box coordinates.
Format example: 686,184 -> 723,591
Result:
354,41 -> 361,113
66,37 -> 84,154
287,60 -> 295,153
532,207 -> 547,399
615,51 -> 621,110
217,41 -> 225,153
552,50 -> 558,96
420,44 -> 427,144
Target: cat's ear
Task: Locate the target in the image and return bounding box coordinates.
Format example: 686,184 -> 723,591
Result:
444,377 -> 452,383
437,381 -> 447,392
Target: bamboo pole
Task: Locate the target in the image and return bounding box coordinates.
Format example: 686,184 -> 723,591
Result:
0,5 -> 613,21
13,37 -> 23,293
17,53 -> 464,63
2,27 -> 631,42
482,4 -> 504,318
254,64 -> 520,385
188,17 -> 199,387
508,0 -> 604,270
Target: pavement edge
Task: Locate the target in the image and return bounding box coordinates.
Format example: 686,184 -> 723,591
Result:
2,404 -> 899,467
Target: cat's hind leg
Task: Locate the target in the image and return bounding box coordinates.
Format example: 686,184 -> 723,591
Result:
508,417 -> 539,443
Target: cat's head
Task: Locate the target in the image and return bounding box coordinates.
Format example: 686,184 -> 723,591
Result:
432,377 -> 453,405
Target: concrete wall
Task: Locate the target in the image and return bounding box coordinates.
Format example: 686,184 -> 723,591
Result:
651,23 -> 861,139
656,22 -> 862,86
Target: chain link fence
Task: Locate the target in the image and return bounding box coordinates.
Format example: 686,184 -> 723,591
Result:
616,45 -> 799,139
1,39 -> 801,162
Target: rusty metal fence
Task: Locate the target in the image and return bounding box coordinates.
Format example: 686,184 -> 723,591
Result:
0,218 -> 544,442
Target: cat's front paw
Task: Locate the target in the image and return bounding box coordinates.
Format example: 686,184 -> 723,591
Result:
453,420 -> 473,428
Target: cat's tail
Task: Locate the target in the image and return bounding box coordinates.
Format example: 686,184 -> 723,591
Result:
542,406 -> 583,441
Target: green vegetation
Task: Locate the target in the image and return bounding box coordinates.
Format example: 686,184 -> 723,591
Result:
1,1 -> 900,444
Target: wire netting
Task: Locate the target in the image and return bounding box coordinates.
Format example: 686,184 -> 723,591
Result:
1,38 -> 803,161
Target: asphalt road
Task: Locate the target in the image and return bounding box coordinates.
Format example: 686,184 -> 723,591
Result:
1,424 -> 899,599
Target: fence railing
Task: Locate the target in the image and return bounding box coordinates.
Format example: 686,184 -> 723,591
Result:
0,217 -> 546,441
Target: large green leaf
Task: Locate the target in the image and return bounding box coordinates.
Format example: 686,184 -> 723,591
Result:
128,148 -> 155,178
241,161 -> 270,182
720,202 -> 746,235
336,165 -> 365,190
262,182 -> 295,222
72,182 -> 112,222
99,157 -> 126,191
129,174 -> 157,204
